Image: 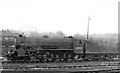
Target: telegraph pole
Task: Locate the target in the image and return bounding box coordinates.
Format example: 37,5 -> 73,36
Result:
87,16 -> 90,40
83,16 -> 90,59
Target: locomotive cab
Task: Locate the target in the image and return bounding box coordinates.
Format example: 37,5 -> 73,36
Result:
73,40 -> 84,53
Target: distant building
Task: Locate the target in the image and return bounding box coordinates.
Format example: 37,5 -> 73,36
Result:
0,30 -> 18,47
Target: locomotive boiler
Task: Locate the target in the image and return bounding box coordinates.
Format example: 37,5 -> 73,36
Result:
15,35 -> 83,50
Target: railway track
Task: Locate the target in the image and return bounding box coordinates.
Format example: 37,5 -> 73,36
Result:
1,61 -> 120,72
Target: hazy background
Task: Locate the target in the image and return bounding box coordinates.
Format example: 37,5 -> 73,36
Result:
0,0 -> 118,35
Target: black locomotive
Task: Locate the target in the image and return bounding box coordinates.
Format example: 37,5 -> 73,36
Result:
1,31 -> 119,63
2,34 -> 86,63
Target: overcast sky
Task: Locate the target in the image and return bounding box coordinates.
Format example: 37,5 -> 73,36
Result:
0,0 -> 119,35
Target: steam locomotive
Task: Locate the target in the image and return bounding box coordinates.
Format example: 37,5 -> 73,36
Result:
1,32 -> 119,63
2,34 -> 86,63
